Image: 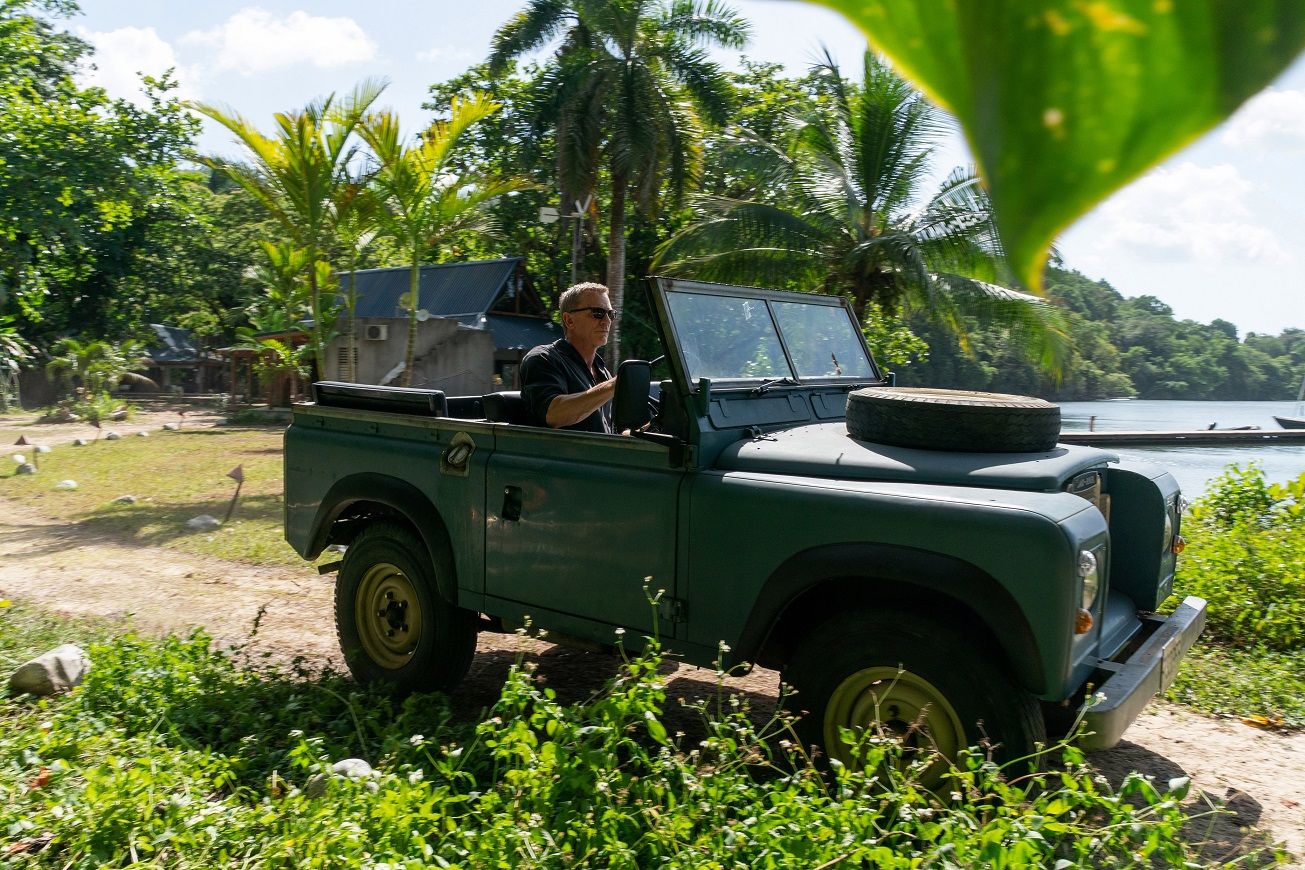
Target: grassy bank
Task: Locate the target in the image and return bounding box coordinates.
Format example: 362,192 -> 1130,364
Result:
0,424 -> 295,565
0,601 -> 1223,868
1165,466 -> 1305,730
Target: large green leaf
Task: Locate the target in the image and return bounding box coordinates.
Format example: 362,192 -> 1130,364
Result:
812,1 -> 1305,290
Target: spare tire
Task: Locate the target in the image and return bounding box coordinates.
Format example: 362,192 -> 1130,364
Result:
846,387 -> 1060,453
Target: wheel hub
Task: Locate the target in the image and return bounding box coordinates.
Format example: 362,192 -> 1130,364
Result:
355,562 -> 423,669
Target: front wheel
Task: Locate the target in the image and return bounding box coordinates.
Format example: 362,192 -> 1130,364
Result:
335,523 -> 477,693
782,609 -> 1045,784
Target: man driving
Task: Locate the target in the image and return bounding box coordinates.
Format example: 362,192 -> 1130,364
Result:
520,282 -> 617,432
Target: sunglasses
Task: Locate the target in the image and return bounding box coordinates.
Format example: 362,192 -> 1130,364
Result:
565,306 -> 619,321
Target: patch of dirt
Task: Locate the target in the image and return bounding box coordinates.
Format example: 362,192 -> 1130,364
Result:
0,499 -> 1301,865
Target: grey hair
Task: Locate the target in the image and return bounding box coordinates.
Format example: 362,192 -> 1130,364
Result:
559,282 -> 610,312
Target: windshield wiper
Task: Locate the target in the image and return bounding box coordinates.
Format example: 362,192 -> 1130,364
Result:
751,377 -> 800,396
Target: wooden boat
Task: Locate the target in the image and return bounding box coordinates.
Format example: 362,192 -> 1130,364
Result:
1275,374 -> 1305,429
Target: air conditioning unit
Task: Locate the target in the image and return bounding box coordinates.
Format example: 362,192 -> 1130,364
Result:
363,324 -> 388,341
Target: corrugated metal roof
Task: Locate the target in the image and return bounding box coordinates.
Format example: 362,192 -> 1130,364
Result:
148,324 -> 199,363
451,313 -> 562,351
341,258 -> 522,318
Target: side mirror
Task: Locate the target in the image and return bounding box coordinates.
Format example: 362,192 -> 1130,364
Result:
613,359 -> 652,433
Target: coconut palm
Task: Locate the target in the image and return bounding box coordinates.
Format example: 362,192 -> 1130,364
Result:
46,338 -> 153,396
489,0 -> 750,362
359,95 -> 534,386
190,79 -> 386,374
655,52 -> 1069,372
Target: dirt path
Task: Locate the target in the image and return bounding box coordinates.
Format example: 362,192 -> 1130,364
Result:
1,499 -> 1301,865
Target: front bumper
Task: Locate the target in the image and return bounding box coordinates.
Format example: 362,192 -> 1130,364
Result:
1079,596 -> 1207,751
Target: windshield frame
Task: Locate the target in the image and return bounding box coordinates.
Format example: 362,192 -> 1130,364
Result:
649,276 -> 884,392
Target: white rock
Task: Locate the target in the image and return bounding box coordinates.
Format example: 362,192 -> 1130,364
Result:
15,464 -> 36,475
161,423 -> 177,431
186,514 -> 221,531
304,758 -> 379,797
113,495 -> 137,505
104,432 -> 121,440
54,480 -> 77,491
12,453 -> 25,464
136,431 -> 149,438
36,445 -> 51,454
8,644 -> 91,697
73,438 -> 89,447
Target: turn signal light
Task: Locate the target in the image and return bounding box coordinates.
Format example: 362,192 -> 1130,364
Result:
1172,535 -> 1186,555
1074,608 -> 1094,635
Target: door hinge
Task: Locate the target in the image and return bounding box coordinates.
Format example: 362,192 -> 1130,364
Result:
657,597 -> 687,624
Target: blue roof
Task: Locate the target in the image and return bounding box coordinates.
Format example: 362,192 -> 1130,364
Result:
452,313 -> 562,351
341,258 -> 522,318
148,324 -> 200,363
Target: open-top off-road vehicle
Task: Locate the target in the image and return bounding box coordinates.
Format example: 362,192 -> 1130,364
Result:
284,277 -> 1205,767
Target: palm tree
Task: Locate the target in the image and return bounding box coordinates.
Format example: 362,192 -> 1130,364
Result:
46,338 -> 153,396
359,96 -> 534,386
655,52 -> 1069,373
489,0 -> 750,362
190,79 -> 386,376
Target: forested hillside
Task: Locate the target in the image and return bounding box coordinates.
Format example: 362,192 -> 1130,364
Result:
899,266 -> 1305,401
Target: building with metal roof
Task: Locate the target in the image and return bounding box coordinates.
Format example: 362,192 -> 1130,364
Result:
328,257 -> 561,391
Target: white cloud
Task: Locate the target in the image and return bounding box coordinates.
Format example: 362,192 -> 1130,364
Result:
76,26 -> 199,104
182,8 -> 377,75
1084,162 -> 1292,266
1221,88 -> 1305,152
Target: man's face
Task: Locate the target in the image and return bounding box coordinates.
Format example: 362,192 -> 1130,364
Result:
563,290 -> 613,348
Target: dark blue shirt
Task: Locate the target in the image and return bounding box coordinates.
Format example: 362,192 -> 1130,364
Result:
520,339 -> 613,433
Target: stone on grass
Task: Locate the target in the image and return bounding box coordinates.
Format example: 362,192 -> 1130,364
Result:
186,514 -> 221,531
161,423 -> 177,431
104,432 -> 121,440
8,644 -> 91,697
15,464 -> 36,475
136,431 -> 149,438
36,445 -> 51,454
12,453 -> 25,464
54,480 -> 77,491
72,438 -> 89,447
305,758 -> 379,797
113,495 -> 137,505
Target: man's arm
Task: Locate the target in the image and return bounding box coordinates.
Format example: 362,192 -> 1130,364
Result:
544,378 -> 615,428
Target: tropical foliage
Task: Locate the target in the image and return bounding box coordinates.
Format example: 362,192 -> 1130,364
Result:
359,96 -> 532,386
489,0 -> 751,361
655,52 -> 1069,374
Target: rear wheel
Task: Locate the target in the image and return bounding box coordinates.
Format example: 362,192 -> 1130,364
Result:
335,523 -> 476,693
782,609 -> 1045,785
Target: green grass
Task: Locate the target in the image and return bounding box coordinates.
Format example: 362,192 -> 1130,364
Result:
0,425 -> 298,565
0,601 -> 1231,869
1167,645 -> 1305,730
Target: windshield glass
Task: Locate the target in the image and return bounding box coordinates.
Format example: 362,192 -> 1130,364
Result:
770,300 -> 875,379
665,287 -> 874,383
665,292 -> 792,380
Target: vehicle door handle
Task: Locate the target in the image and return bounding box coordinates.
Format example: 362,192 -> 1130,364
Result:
501,485 -> 522,522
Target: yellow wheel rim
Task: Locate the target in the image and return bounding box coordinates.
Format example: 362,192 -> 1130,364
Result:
823,666 -> 966,780
355,562 -> 423,670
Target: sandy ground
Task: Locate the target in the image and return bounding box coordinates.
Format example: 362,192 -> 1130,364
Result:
1,411 -> 1302,864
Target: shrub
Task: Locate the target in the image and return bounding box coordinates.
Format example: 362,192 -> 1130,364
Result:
1177,466 -> 1305,650
0,613 -> 1214,868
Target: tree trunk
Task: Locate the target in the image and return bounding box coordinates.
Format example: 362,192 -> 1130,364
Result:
402,257 -> 419,387
605,169 -> 628,365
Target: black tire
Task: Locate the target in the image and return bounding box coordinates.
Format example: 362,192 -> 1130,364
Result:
335,522 -> 477,693
782,609 -> 1045,781
846,387 -> 1060,453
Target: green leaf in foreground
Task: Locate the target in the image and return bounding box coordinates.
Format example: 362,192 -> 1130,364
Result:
809,1 -> 1305,290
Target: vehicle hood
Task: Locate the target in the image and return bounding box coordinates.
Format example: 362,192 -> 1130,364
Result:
713,422 -> 1115,491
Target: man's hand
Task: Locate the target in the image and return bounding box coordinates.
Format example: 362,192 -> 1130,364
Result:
545,377 -> 616,429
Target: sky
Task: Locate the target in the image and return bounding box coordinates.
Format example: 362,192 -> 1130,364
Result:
64,0 -> 1305,338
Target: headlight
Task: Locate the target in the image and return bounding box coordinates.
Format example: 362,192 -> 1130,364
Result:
1078,548 -> 1100,610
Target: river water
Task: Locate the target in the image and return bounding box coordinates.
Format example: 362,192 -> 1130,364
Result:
1058,400 -> 1305,497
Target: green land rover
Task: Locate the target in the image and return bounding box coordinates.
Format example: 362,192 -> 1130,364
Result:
284,277 -> 1206,768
